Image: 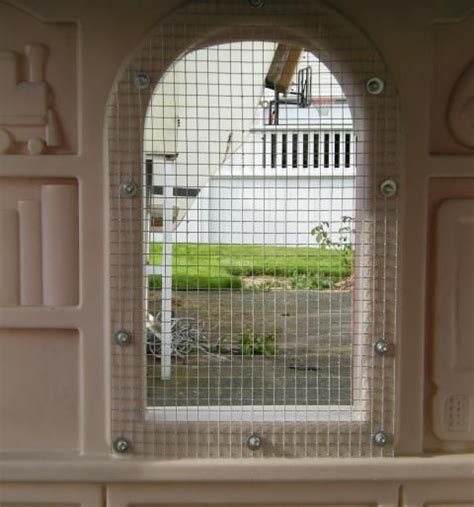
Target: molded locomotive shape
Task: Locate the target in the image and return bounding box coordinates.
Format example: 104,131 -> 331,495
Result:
0,1 -> 78,155
0,45 -> 62,154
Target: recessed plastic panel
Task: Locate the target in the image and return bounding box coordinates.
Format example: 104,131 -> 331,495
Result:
433,199 -> 474,442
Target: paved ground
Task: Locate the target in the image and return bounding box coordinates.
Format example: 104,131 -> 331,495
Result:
147,289 -> 352,407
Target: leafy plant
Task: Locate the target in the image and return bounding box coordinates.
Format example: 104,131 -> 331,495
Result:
311,221 -> 331,248
311,216 -> 353,250
338,215 -> 353,254
239,329 -> 277,356
290,272 -> 333,290
310,216 -> 353,271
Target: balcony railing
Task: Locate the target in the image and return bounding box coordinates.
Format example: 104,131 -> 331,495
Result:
261,130 -> 354,170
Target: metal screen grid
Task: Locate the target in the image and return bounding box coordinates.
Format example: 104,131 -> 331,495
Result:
108,0 -> 399,459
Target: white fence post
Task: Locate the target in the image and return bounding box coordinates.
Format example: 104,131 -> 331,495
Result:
160,154 -> 177,380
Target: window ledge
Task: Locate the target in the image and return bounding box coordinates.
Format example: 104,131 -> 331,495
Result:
0,454 -> 473,483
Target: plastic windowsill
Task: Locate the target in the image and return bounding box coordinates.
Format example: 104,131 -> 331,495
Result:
0,454 -> 473,482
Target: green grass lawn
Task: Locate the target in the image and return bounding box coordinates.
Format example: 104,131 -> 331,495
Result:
148,243 -> 352,290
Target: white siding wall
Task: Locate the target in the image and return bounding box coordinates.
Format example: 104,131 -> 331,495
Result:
146,43 -> 354,247
151,174 -> 353,246
144,42 -> 276,189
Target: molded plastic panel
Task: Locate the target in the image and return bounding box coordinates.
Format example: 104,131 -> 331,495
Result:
0,2 -> 77,154
0,484 -> 101,507
404,480 -> 474,507
433,199 -> 474,442
0,178 -> 78,307
0,329 -> 79,452
107,483 -> 398,507
0,210 -> 20,305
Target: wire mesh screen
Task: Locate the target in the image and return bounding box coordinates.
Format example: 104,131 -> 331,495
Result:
109,0 -> 399,458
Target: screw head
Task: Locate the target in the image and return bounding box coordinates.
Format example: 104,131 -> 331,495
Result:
247,433 -> 262,450
373,431 -> 389,447
114,329 -> 132,346
379,179 -> 398,198
113,437 -> 130,453
249,0 -> 265,7
133,72 -> 151,91
374,339 -> 391,356
119,181 -> 138,198
366,77 -> 385,95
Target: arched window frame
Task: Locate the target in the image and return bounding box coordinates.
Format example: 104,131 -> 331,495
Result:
107,0 -> 399,458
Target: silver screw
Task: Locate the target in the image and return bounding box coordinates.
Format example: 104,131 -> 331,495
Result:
249,0 -> 265,7
366,77 -> 385,95
113,437 -> 130,453
119,181 -> 138,198
373,431 -> 389,447
379,179 -> 398,198
247,433 -> 262,450
374,339 -> 391,356
133,72 -> 151,91
114,329 -> 131,346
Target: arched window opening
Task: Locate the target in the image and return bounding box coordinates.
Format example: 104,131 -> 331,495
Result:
144,42 -> 356,415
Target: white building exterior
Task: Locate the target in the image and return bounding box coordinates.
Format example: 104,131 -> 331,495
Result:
144,42 -> 355,246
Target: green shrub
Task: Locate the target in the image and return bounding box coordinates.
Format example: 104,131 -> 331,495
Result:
239,329 -> 277,357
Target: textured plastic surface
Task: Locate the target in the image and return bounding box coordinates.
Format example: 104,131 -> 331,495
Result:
0,0 -> 471,491
433,200 -> 474,443
0,329 -> 79,452
0,179 -> 78,307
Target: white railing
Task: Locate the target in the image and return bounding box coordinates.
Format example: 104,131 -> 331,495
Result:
261,130 -> 354,170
